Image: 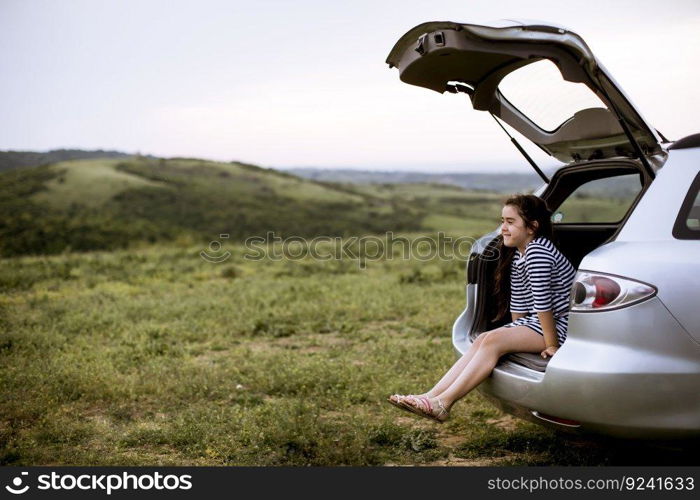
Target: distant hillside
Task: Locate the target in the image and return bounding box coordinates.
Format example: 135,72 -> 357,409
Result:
287,167 -> 642,200
287,167 -> 548,193
0,149 -> 155,173
1,153 -> 636,257
4,157 -> 502,257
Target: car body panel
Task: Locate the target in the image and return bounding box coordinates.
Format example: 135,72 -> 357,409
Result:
581,150 -> 700,342
471,297 -> 700,439
616,148 -> 699,241
578,242 -> 700,344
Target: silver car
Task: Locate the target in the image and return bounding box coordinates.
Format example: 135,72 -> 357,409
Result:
387,20 -> 700,440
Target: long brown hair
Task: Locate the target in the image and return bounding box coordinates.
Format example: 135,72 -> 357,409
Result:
492,194 -> 554,322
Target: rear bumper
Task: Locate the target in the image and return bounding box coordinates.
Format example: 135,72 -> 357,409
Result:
453,295 -> 700,439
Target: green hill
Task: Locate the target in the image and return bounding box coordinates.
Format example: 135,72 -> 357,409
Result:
0,148 -> 149,173
2,156 -> 506,257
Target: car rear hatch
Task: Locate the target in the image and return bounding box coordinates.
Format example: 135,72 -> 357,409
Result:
386,20 -> 666,175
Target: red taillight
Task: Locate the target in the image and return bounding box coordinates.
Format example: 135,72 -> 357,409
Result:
570,271 -> 657,312
591,277 -> 621,308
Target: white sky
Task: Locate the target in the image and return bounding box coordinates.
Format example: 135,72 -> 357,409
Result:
1,0 -> 699,172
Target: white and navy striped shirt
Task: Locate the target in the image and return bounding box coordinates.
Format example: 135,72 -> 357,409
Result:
510,236 -> 576,317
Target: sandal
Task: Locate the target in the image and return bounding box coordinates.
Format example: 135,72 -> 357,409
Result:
386,394 -> 421,414
404,395 -> 450,424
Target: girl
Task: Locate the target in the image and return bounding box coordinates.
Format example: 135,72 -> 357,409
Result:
388,194 -> 576,423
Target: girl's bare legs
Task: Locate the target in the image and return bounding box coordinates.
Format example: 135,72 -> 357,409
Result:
421,331 -> 490,397
408,326 -> 545,415
436,326 -> 544,408
390,332 -> 490,403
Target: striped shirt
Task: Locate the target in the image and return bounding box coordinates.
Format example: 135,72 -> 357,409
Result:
510,236 -> 576,318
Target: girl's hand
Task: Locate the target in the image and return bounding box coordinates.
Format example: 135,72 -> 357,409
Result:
541,346 -> 558,358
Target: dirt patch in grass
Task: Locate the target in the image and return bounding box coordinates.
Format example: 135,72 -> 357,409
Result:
437,433 -> 469,448
485,415 -> 520,432
392,415 -> 435,430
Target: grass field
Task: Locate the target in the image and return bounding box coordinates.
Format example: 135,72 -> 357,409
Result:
2,238 -> 698,466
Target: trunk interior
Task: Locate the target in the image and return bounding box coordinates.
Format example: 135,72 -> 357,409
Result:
469,160 -> 653,371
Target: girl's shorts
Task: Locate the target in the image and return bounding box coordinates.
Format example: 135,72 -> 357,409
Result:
503,313 -> 568,345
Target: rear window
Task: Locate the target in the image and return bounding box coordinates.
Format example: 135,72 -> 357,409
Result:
498,59 -> 608,132
552,173 -> 643,224
673,171 -> 700,239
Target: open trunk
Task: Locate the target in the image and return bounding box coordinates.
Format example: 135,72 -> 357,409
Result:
386,19 -> 666,178
466,158 -> 653,371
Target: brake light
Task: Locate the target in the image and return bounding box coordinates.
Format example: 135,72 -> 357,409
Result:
570,271 -> 656,312
591,276 -> 621,308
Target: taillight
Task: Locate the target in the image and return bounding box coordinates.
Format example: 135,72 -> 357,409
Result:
570,271 -> 657,312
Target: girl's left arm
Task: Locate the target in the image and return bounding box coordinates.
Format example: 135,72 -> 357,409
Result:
537,310 -> 559,349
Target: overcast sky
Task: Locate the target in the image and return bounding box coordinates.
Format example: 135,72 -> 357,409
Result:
1,0 -> 699,172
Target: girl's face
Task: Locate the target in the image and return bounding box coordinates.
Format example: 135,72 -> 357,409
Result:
500,204 -> 535,249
